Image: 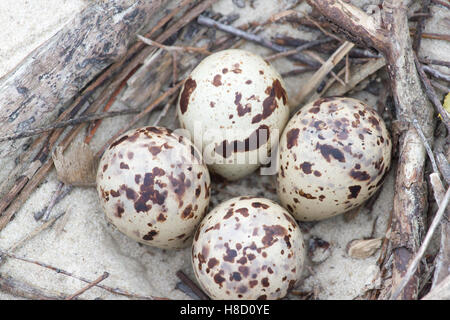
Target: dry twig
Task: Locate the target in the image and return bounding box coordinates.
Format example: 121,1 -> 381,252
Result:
95,82 -> 184,160
391,187 -> 450,300
196,15 -> 320,68
176,270 -> 210,300
414,54 -> 450,133
0,109 -> 141,143
412,0 -> 431,53
65,272 -> 109,300
291,41 -> 354,107
422,65 -> 450,82
325,58 -> 386,97
430,0 -> 450,9
0,250 -> 165,300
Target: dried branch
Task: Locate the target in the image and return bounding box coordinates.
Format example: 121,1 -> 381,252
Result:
84,65 -> 141,144
176,270 -> 210,300
430,0 -> 450,9
302,50 -> 347,86
151,95 -> 178,126
0,109 -> 141,143
414,54 -> 450,133
196,15 -> 321,68
325,58 -> 386,96
0,0 -> 166,160
137,35 -> 211,55
422,65 -> 450,82
391,187 -> 450,300
412,0 -> 431,53
410,30 -> 450,42
420,57 -> 450,69
0,273 -> 67,300
291,41 -> 354,107
65,272 -> 109,300
7,211 -> 66,254
95,82 -> 184,159
146,0 -> 196,39
431,80 -> 450,93
0,250 -> 165,300
412,119 -> 439,174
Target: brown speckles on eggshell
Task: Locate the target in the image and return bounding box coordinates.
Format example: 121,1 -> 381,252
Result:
236,208 -> 249,217
251,79 -> 286,124
315,143 -> 345,163
179,78 -> 196,114
213,74 -> 222,86
286,128 -> 299,150
298,189 -> 317,200
261,224 -> 287,247
119,162 -> 129,170
349,169 -> 371,181
149,146 -> 161,156
299,162 -> 313,174
234,92 -> 251,116
143,230 -> 158,241
251,202 -> 269,209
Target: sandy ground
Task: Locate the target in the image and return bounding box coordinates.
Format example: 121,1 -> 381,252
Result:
0,0 -> 448,300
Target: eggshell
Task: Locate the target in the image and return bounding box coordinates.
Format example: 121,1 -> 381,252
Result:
192,196 -> 305,300
177,49 -> 289,181
96,126 -> 210,249
277,97 -> 392,221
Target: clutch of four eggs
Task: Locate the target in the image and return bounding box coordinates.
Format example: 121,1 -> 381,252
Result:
96,49 -> 391,299
97,49 -> 391,237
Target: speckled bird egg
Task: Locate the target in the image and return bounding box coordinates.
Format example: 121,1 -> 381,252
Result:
277,97 -> 392,221
192,197 -> 305,300
177,49 -> 290,181
96,126 -> 211,249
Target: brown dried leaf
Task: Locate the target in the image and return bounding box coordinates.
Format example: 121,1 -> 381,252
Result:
346,238 -> 383,259
52,143 -> 97,187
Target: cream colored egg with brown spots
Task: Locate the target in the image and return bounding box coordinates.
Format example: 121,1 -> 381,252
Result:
192,197 -> 305,300
177,49 -> 290,181
277,97 -> 392,221
96,126 -> 210,249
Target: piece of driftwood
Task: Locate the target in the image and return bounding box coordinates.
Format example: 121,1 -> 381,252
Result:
306,0 -> 435,300
0,273 -> 68,300
0,0 -> 166,163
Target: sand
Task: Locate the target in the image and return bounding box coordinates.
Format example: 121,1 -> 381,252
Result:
0,0 -> 448,300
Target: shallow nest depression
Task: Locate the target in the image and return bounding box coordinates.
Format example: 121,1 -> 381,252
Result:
0,0 -> 449,300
